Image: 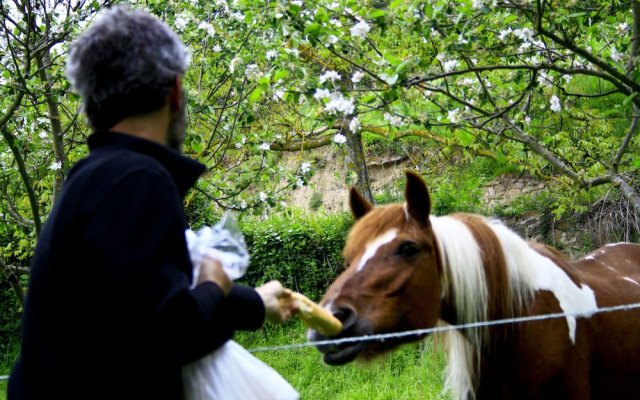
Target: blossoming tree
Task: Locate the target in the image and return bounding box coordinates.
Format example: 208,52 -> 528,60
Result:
155,0 -> 640,214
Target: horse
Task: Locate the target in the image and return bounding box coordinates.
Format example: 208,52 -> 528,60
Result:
308,171 -> 640,399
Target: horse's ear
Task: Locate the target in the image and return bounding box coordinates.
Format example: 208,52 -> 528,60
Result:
405,170 -> 431,225
349,187 -> 373,220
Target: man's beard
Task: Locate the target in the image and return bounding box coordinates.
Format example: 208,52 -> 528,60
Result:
167,92 -> 186,152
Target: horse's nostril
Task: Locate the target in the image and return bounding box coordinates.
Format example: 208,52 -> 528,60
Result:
333,305 -> 357,330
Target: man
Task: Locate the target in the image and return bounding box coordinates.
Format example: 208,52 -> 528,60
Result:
8,6 -> 294,399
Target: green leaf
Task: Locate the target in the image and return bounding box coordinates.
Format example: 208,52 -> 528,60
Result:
622,92 -> 638,107
361,93 -> 377,104
395,56 -> 420,78
369,9 -> 386,19
384,53 -> 403,67
456,130 -> 475,146
304,22 -> 321,39
249,86 -> 264,103
502,15 -> 518,24
273,69 -> 289,83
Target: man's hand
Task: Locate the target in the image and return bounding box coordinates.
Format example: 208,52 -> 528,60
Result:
198,257 -> 232,295
255,280 -> 297,324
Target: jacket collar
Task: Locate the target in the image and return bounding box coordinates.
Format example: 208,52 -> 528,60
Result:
88,131 -> 206,198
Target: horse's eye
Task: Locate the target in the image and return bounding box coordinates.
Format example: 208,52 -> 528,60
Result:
396,241 -> 419,257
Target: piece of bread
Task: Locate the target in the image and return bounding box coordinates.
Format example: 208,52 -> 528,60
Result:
291,292 -> 342,336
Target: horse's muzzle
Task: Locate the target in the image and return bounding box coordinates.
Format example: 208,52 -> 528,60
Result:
308,304 -> 369,365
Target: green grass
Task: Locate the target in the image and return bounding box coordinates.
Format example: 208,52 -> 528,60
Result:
0,321 -> 449,399
0,336 -> 18,400
235,321 -> 448,399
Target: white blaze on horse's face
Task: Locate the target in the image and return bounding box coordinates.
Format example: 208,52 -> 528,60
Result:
356,229 -> 398,272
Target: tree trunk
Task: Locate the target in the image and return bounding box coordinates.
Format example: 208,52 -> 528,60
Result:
1,126 -> 42,235
36,51 -> 67,203
345,129 -> 374,204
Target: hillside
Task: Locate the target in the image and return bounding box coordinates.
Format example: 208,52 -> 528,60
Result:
286,149 -> 637,256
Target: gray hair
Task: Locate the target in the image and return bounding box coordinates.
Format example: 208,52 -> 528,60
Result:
66,6 -> 189,130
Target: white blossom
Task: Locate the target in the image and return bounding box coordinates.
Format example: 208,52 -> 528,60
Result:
273,88 -> 285,101
350,19 -> 371,38
259,142 -> 271,150
198,21 -> 215,37
324,35 -> 339,45
284,47 -> 299,58
265,50 -> 278,60
383,113 -> 403,127
459,78 -> 476,87
351,71 -> 365,83
313,88 -> 331,100
259,192 -> 268,202
291,0 -> 303,6
610,46 -> 621,62
333,133 -> 347,144
300,162 -> 311,174
319,70 -> 342,84
519,42 -> 532,52
240,200 -> 247,209
296,177 -> 304,188
329,18 -> 342,27
498,28 -> 512,41
617,22 -> 629,35
514,28 -> 534,42
174,15 -> 188,31
349,117 -> 361,133
537,71 -> 552,88
231,12 -> 244,22
448,108 -> 461,123
212,45 -> 222,52
39,131 -> 47,139
550,95 -> 561,112
324,92 -> 355,115
49,161 -> 62,171
524,115 -> 532,125
380,73 -> 398,85
472,0 -> 484,9
245,64 -> 261,80
229,57 -> 240,73
442,59 -> 459,72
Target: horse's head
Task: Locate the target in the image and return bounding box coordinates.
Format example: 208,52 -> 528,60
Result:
310,171 -> 443,365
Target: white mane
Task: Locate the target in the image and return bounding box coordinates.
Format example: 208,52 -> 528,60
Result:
429,215 -> 538,400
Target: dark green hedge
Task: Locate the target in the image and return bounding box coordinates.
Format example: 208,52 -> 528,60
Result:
238,211 -> 353,301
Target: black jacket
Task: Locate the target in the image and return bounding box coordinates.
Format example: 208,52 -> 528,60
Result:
8,131 -> 265,399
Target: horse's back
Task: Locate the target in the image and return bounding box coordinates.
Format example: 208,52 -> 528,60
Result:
575,242 -> 640,283
572,243 -> 640,398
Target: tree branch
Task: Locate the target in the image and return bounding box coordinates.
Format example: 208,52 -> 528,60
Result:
0,255 -> 25,307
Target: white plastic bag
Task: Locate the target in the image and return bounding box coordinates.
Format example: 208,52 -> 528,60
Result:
183,212 -> 299,400
182,341 -> 299,400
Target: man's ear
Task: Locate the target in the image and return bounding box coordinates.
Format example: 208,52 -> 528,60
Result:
169,75 -> 183,112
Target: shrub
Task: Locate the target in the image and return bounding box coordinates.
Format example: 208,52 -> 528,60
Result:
308,191 -> 323,211
239,210 -> 352,300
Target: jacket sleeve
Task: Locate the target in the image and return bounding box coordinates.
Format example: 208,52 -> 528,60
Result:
83,168 -> 264,364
